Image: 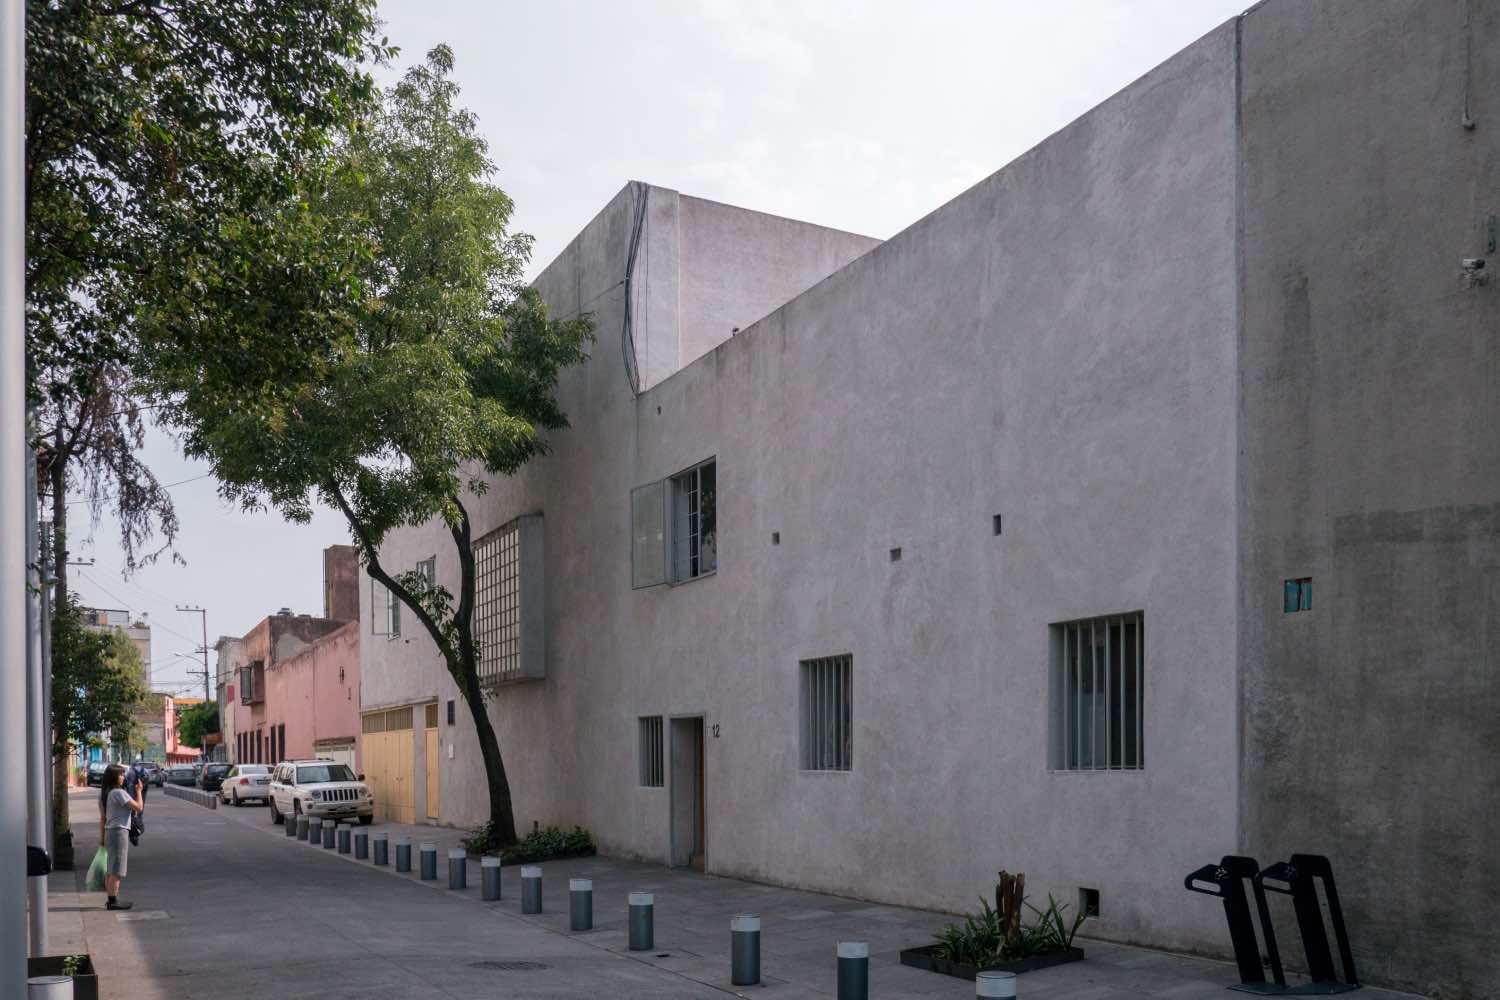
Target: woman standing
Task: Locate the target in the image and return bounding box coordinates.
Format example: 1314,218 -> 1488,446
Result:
98,763 -> 143,911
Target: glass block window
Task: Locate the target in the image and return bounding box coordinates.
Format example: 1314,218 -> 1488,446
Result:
475,521 -> 522,686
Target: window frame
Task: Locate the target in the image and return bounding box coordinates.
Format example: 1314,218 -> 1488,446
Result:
799,654 -> 853,772
638,715 -> 665,788
1049,612 -> 1145,772
631,457 -> 718,589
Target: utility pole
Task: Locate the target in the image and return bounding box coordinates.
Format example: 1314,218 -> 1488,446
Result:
26,444 -> 49,955
2,0 -> 31,984
176,604 -> 211,702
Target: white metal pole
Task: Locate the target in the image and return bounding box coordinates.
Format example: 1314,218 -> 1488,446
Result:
2,0 -> 32,984
27,445 -> 49,954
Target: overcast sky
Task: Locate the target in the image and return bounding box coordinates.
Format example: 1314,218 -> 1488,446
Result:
72,0 -> 1249,695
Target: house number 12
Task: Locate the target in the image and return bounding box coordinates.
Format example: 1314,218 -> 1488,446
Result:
711,724 -> 721,738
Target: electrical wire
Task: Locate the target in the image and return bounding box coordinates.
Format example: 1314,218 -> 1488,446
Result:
65,471 -> 214,507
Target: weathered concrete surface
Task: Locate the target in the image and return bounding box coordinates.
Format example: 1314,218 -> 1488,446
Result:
1236,1 -> 1500,995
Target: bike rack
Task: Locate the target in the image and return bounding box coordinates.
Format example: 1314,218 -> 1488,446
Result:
1185,855 -> 1286,993
1255,854 -> 1359,994
1185,853 -> 1360,995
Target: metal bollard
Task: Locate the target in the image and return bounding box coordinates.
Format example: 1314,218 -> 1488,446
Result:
27,975 -> 73,999
284,814 -> 298,837
569,878 -> 593,931
448,848 -> 467,890
337,824 -> 352,854
354,828 -> 368,859
521,865 -> 543,913
975,970 -> 1017,998
481,856 -> 502,900
395,835 -> 411,872
837,941 -> 869,1000
420,842 -> 437,880
628,891 -> 655,951
296,814 -> 310,841
373,831 -> 389,866
307,816 -> 322,845
322,820 -> 337,849
730,914 -> 761,986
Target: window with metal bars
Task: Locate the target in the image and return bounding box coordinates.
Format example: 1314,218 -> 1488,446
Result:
638,716 -> 664,787
1050,613 -> 1144,771
475,521 -> 522,685
800,655 -> 853,771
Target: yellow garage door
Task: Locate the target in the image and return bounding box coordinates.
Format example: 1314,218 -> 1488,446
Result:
424,702 -> 441,820
361,707 -> 415,823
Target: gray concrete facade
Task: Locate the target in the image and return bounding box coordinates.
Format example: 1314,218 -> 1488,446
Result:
360,3 -> 1496,994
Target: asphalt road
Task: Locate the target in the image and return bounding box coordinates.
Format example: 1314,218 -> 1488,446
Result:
68,791 -> 728,999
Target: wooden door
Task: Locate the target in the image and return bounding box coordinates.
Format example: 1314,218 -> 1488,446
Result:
361,707 -> 416,823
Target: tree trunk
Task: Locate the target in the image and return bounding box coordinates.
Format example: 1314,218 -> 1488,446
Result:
454,655 -> 517,844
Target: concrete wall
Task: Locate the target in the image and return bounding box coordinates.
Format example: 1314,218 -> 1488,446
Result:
365,18 -> 1241,957
323,545 -> 360,623
1236,1 -> 1500,994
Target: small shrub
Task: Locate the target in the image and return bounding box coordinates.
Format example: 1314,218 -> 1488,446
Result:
462,822 -> 596,863
933,893 -> 1085,965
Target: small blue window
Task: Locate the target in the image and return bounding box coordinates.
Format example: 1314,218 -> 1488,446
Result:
1283,578 -> 1312,614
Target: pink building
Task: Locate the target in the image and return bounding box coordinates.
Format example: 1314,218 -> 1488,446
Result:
222,546 -> 362,771
162,695 -> 203,764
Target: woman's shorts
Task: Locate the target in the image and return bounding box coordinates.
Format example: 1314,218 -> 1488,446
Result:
106,826 -> 130,878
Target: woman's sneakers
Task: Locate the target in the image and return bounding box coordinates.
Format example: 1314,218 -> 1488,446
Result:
105,897 -> 133,911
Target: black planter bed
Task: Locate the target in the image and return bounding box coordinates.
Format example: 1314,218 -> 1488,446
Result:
899,943 -> 1085,980
28,955 -> 98,1000
472,845 -> 597,866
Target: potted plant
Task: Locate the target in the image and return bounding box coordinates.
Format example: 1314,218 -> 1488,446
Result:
27,955 -> 98,1000
901,871 -> 1086,980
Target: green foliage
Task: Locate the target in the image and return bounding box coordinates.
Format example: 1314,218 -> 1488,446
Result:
175,702 -> 219,750
932,894 -> 1086,966
50,598 -> 149,758
464,823 -> 595,863
142,45 -> 594,845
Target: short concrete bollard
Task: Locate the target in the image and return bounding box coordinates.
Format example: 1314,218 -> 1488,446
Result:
284,814 -> 298,838
448,848 -> 467,890
27,975 -> 72,999
975,970 -> 1017,998
521,866 -> 543,913
569,878 -> 593,931
354,828 -> 369,860
395,836 -> 412,872
322,820 -> 337,849
337,824 -> 352,854
420,842 -> 438,880
628,891 -> 655,951
730,913 -> 761,986
373,831 -> 389,866
296,814 -> 310,841
837,941 -> 869,1000
481,855 -> 503,900
307,816 -> 322,845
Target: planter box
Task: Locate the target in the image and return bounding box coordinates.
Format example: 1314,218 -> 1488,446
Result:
899,943 -> 1085,980
28,955 -> 98,1000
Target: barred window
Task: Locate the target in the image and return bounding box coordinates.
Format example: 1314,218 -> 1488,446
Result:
1051,613 -> 1144,771
800,655 -> 853,771
476,521 -> 522,685
638,716 -> 664,787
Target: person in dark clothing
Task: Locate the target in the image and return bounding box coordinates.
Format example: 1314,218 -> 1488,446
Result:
125,761 -> 150,845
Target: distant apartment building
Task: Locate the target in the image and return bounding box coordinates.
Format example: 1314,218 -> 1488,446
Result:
213,635 -> 244,764
79,606 -> 152,685
218,546 -> 362,770
358,2 -> 1498,995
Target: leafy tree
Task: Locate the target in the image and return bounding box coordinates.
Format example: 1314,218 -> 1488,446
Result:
175,702 -> 219,751
144,47 -> 594,845
25,0 -> 396,604
51,599 -> 149,832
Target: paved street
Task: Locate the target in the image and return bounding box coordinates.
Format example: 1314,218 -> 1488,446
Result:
47,790 -> 1424,999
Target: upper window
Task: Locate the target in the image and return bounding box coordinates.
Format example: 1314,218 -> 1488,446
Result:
371,579 -> 401,638
632,458 -> 717,588
1283,578 -> 1312,614
476,521 -> 522,684
1050,612 -> 1144,771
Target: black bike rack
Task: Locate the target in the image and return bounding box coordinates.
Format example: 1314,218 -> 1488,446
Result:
1185,855 -> 1286,993
1256,854 -> 1359,994
1186,853 -> 1360,995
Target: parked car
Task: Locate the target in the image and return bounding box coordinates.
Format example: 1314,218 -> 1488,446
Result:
197,762 -> 232,792
268,759 -> 374,826
84,761 -> 107,787
132,761 -> 164,788
219,764 -> 273,806
165,765 -> 197,787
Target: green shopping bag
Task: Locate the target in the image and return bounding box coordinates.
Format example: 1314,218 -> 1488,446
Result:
85,847 -> 107,892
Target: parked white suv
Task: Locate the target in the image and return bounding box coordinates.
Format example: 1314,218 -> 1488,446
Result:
268,759 -> 374,826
